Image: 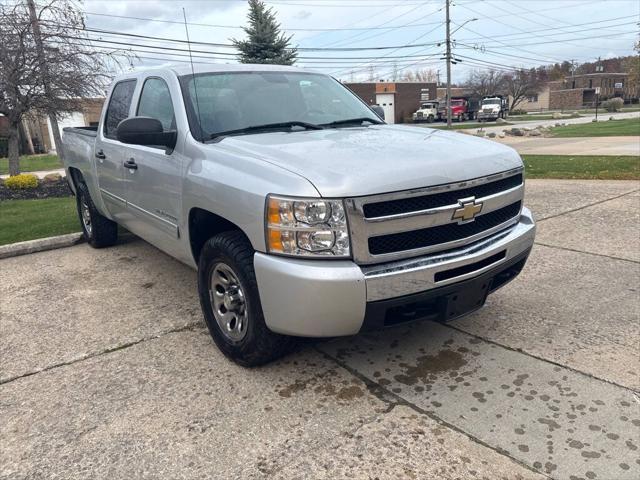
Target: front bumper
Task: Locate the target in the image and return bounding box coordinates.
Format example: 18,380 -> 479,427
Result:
254,207 -> 535,337
477,112 -> 500,120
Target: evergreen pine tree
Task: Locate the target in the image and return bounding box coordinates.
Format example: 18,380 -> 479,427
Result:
232,0 -> 297,65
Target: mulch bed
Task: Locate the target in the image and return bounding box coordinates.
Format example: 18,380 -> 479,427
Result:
0,179 -> 74,201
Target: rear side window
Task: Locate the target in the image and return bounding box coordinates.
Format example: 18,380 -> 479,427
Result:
104,80 -> 136,139
137,77 -> 175,131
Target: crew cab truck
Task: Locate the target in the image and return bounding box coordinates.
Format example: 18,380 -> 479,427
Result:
62,64 -> 535,366
412,101 -> 439,123
478,95 -> 509,121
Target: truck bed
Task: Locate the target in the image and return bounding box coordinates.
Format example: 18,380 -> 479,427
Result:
62,126 -> 98,187
62,126 -> 98,137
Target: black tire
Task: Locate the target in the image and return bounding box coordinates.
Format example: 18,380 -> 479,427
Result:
427,115 -> 434,123
76,181 -> 118,248
197,231 -> 294,366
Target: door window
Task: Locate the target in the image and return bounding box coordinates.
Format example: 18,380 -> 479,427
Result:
137,77 -> 175,131
104,80 -> 136,139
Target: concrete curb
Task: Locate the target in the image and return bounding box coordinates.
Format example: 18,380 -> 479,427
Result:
0,232 -> 84,260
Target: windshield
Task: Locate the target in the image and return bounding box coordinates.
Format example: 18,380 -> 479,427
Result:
179,71 -> 379,140
483,99 -> 501,105
450,100 -> 464,106
421,103 -> 436,109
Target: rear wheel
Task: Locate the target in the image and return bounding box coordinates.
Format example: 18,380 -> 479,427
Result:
197,231 -> 294,366
76,181 -> 118,248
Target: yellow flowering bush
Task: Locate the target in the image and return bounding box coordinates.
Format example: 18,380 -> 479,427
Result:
4,173 -> 39,190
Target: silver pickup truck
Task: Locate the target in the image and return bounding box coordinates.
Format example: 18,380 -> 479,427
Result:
62,64 -> 535,366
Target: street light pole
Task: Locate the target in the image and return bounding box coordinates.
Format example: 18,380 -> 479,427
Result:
445,0 -> 452,127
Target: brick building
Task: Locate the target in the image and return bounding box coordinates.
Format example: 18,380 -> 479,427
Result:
520,73 -> 637,112
345,81 -> 437,123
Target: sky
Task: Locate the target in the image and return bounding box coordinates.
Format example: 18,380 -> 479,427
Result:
79,0 -> 640,83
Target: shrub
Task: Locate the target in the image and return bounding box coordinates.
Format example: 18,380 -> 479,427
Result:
510,109 -> 527,115
4,173 -> 38,190
602,97 -> 624,112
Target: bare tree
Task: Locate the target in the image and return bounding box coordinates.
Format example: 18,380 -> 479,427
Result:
464,69 -> 506,97
0,0 -> 123,176
400,68 -> 438,83
503,68 -> 545,111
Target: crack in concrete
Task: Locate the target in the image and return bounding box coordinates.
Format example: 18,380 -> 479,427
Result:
314,347 -> 553,480
535,188 -> 639,223
442,323 -> 640,395
0,322 -> 204,386
534,241 -> 640,264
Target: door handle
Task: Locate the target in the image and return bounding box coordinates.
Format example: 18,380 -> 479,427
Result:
95,150 -> 106,160
124,158 -> 138,170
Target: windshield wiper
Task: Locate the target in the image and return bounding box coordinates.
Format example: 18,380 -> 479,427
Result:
322,117 -> 384,128
209,121 -> 324,140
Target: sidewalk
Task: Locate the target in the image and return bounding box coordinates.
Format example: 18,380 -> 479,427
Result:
491,135 -> 640,156
0,168 -> 65,180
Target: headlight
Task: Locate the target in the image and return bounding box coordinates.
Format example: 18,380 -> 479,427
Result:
266,195 -> 350,257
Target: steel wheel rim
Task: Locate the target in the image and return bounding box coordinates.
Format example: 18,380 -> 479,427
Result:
209,263 -> 248,342
81,199 -> 92,235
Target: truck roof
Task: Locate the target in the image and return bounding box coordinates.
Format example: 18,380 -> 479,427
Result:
114,63 -> 316,82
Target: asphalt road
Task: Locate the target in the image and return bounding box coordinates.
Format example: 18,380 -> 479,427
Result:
1,180 -> 639,480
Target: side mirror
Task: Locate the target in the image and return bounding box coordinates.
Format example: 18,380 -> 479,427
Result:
116,117 -> 177,151
371,105 -> 385,121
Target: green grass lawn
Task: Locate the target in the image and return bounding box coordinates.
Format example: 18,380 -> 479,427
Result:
549,118 -> 640,137
0,197 -> 79,246
0,154 -> 62,175
522,155 -> 640,180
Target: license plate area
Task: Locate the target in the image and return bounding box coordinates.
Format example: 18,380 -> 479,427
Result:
440,277 -> 491,321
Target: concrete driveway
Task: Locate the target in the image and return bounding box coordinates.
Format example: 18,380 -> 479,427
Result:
1,180 -> 639,480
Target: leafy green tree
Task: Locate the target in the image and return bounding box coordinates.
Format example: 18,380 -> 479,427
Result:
232,0 -> 297,65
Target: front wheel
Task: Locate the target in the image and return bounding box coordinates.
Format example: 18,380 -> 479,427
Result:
76,181 -> 118,248
197,231 -> 294,366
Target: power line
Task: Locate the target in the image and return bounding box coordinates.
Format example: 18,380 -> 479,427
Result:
60,26 -> 447,52
83,9 -> 444,32
317,1 -> 434,47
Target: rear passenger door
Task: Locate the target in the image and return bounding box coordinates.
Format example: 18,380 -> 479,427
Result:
122,76 -> 182,243
95,79 -> 136,221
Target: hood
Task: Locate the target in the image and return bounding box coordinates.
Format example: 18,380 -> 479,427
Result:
209,125 -> 522,198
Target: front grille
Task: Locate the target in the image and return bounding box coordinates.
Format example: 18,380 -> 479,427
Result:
363,174 -> 522,218
368,202 -> 521,256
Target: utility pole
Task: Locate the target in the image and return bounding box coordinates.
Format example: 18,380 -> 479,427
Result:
445,0 -> 452,127
26,0 -> 64,160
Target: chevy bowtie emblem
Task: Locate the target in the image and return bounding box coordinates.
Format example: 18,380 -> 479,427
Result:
452,197 -> 483,223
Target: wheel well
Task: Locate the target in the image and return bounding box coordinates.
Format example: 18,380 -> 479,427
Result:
67,167 -> 84,191
189,208 -> 244,263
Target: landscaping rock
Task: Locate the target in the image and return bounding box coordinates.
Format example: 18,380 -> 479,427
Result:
42,173 -> 63,184
511,128 -> 525,136
498,132 -> 506,138
487,132 -> 496,138
528,129 -> 542,136
570,111 -> 580,118
551,112 -> 563,119
475,130 -> 486,137
609,116 -> 615,121
495,117 -> 507,124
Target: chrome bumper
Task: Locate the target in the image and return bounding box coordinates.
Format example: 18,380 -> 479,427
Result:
363,207 -> 535,301
254,207 -> 535,337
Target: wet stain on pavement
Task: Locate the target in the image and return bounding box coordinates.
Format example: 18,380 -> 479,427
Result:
317,322 -> 640,480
